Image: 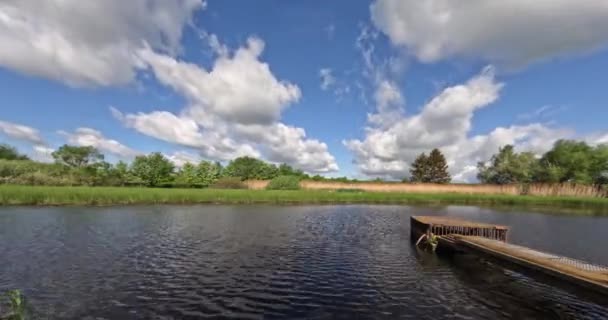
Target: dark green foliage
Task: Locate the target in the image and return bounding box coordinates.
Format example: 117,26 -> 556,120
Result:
266,175 -> 301,190
210,177 -> 247,189
52,145 -> 103,167
536,140 -> 608,185
409,153 -> 429,182
478,140 -> 608,186
130,153 -> 174,187
427,149 -> 451,183
0,144 -> 29,160
477,145 -> 539,184
409,149 -> 451,183
224,156 -> 278,180
174,160 -> 223,188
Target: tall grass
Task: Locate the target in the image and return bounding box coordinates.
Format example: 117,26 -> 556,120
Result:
247,180 -> 607,198
1,185 -> 607,211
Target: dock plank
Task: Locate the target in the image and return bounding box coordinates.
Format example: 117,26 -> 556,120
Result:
454,235 -> 608,293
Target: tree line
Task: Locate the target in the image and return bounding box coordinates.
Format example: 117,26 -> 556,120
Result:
1,139 -> 607,188
477,140 -> 608,186
0,144 -> 354,187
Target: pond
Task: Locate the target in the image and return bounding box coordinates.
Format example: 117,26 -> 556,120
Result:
0,205 -> 607,319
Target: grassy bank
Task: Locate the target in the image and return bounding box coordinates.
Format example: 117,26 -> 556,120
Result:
1,185 -> 608,211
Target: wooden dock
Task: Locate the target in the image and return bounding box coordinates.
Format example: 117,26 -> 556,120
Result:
411,216 -> 608,295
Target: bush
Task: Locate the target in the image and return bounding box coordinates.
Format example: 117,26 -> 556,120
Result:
210,177 -> 247,189
266,175 -> 301,190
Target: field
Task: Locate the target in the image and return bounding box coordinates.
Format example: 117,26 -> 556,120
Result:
1,185 -> 608,212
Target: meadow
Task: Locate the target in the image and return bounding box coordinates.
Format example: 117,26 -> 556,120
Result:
1,185 -> 607,212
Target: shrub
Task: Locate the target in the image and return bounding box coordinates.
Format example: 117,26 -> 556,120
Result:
210,177 -> 247,189
266,175 -> 301,190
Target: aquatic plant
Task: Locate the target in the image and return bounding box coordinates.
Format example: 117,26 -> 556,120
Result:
1,290 -> 26,320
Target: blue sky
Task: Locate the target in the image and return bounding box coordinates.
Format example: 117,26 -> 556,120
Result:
1,0 -> 607,181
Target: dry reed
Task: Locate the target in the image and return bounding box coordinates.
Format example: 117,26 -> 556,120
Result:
245,180 -> 607,198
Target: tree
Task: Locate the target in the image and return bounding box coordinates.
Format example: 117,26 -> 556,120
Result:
0,144 -> 29,160
427,149 -> 451,183
535,140 -> 608,185
409,153 -> 429,183
409,149 -> 451,183
52,145 -> 103,167
477,145 -> 538,184
130,153 -> 174,187
224,156 -> 279,180
278,163 -> 305,177
196,161 -> 222,186
175,162 -> 197,186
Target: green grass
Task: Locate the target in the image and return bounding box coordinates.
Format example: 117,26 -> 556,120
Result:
1,185 -> 608,212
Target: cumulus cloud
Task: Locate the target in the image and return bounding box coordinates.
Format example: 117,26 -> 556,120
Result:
137,37 -> 301,125
165,151 -> 202,167
114,36 -> 338,173
0,119 -> 45,145
0,0 -> 204,86
345,67 -> 572,181
59,127 -> 139,159
111,107 -> 260,161
371,0 -> 608,65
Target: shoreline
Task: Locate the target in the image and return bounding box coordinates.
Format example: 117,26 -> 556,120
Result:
1,186 -> 607,213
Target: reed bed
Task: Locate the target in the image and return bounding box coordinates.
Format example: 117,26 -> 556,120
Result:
248,180 -> 607,198
526,183 -> 606,198
299,181 -> 521,195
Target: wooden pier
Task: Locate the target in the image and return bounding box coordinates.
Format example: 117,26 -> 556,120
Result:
411,216 -> 608,295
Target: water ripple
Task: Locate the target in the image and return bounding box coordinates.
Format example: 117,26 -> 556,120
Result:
0,205 -> 606,319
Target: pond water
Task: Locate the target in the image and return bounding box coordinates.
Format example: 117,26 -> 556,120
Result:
0,205 -> 607,319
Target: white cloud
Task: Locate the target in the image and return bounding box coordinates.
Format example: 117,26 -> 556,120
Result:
32,145 -> 54,162
59,127 -> 139,159
137,37 -> 301,125
319,68 -> 336,90
234,123 -> 339,173
166,151 -> 202,168
345,67 -> 573,181
0,120 -> 45,145
114,36 -> 338,173
371,0 -> 608,66
111,107 -> 260,161
0,0 -> 204,86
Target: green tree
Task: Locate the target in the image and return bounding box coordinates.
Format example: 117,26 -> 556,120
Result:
536,140 -> 593,184
176,162 -> 197,186
0,144 -> 29,160
196,161 -> 223,186
52,145 -> 103,168
278,163 -> 305,177
224,156 -> 279,180
427,149 -> 451,183
410,149 -> 451,183
409,153 -> 429,182
535,140 -> 608,185
477,145 -> 538,184
130,153 -> 174,187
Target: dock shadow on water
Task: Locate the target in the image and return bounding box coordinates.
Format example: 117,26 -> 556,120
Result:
0,205 -> 607,319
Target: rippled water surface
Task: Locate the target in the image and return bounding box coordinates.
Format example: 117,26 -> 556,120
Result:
1,205 -> 607,319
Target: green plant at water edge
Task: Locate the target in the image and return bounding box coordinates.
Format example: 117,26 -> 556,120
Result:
425,233 -> 439,252
266,175 -> 301,190
1,290 -> 26,320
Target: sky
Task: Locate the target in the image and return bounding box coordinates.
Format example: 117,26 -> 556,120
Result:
1,0 -> 608,182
